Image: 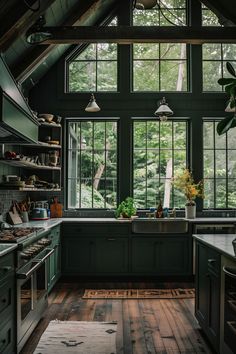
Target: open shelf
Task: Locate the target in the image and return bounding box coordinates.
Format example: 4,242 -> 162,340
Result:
0,159 -> 61,170
23,141 -> 62,149
40,122 -> 61,128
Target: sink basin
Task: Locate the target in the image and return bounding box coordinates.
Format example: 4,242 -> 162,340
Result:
132,218 -> 189,234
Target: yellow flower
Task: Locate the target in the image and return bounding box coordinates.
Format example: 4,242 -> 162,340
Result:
172,169 -> 204,201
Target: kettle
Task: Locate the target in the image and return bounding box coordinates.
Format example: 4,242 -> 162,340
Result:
31,208 -> 49,220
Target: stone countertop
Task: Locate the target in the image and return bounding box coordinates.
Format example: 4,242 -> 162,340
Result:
19,218 -> 63,229
192,234 -> 236,261
0,243 -> 17,257
187,217 -> 236,223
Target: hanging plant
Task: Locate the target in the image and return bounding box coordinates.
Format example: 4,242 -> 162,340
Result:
217,62 -> 236,135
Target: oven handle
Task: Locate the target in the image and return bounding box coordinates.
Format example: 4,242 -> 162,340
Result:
35,248 -> 55,263
16,261 -> 41,279
223,266 -> 236,279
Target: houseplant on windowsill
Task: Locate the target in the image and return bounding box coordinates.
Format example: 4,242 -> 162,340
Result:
115,197 -> 137,219
172,169 -> 204,219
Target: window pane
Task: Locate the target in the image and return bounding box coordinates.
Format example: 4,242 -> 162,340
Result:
202,44 -> 221,60
133,61 -> 159,91
160,43 -> 186,60
97,43 -> 117,60
133,44 -> 159,59
160,60 -> 187,91
160,10 -> 186,26
215,150 -> 226,178
202,9 -> 220,26
133,120 -> 187,209
228,150 -> 236,178
74,44 -> 96,60
204,150 -> 214,178
203,122 -> 214,149
222,44 -> 236,60
216,179 -> 226,208
97,61 -> 117,91
202,61 -> 222,91
68,62 -> 96,92
203,179 -> 215,208
228,179 -> 236,208
67,120 -> 117,209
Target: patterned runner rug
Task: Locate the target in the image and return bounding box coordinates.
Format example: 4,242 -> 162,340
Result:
33,320 -> 117,354
83,288 -> 195,299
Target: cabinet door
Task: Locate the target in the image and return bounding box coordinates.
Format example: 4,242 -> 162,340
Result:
95,237 -> 128,274
195,243 -> 209,327
195,242 -> 220,352
62,237 -> 95,274
157,237 -> 190,275
131,237 -> 159,274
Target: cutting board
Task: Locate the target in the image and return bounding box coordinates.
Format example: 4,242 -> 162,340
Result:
50,202 -> 63,218
7,211 -> 22,224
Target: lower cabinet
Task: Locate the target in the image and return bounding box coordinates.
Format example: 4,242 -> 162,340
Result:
131,236 -> 191,275
62,236 -> 128,275
48,225 -> 61,292
195,241 -> 221,353
0,252 -> 15,354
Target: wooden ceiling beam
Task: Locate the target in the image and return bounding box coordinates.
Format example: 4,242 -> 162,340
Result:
14,0 -> 111,81
38,26 -> 236,44
0,0 -> 57,51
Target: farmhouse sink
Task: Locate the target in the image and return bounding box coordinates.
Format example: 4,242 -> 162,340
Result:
132,218 -> 189,234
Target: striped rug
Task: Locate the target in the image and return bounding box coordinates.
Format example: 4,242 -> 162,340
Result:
33,320 -> 117,354
83,288 -> 195,299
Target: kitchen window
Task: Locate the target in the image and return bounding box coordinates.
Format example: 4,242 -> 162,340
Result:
67,120 -> 118,209
66,17 -> 118,93
132,43 -> 188,92
202,43 -> 236,91
203,120 -> 236,209
132,119 -> 188,209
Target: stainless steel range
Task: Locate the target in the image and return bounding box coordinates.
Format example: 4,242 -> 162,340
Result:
0,226 -> 55,353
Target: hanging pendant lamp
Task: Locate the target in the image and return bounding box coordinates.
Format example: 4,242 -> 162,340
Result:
85,94 -> 101,112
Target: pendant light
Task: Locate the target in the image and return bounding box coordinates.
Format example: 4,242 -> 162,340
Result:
154,97 -> 173,121
85,94 -> 101,112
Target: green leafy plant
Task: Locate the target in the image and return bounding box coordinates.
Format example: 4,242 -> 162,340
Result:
115,197 -> 137,218
217,62 -> 236,135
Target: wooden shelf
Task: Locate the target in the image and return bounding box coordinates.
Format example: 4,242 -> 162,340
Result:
0,159 -> 61,170
0,186 -> 61,191
40,122 -> 61,128
23,141 -> 62,149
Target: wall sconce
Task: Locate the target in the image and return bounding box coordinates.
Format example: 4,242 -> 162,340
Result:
154,97 -> 173,121
85,94 -> 101,112
26,16 -> 52,44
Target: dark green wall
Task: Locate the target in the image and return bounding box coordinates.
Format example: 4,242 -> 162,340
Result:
28,0 -> 228,210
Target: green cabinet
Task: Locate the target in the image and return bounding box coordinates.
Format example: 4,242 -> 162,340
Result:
195,241 -> 221,353
62,223 -> 129,275
48,225 -> 61,292
131,235 -> 190,275
0,252 -> 15,354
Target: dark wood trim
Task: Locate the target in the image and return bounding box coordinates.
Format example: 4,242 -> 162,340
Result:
39,26 -> 236,44
14,0 -> 117,81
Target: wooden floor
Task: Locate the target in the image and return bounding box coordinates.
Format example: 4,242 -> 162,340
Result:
21,281 -> 215,354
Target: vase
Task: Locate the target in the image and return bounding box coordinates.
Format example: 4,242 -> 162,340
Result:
185,201 -> 196,219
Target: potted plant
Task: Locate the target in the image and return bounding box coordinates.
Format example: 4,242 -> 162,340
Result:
115,197 -> 137,218
172,169 -> 204,219
217,62 -> 236,135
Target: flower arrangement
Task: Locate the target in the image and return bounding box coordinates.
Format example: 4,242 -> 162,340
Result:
172,169 -> 204,206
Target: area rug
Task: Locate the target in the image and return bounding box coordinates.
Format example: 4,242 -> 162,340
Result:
33,320 -> 117,354
83,288 -> 195,299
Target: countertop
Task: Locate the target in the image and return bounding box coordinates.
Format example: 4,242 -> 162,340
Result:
0,243 -> 17,257
193,234 -> 236,260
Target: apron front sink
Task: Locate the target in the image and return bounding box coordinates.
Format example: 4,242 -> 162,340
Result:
132,218 -> 189,234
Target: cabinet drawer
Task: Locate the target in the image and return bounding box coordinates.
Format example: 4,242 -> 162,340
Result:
0,278 -> 14,318
0,254 -> 14,281
49,226 -> 60,245
62,223 -> 130,237
0,317 -> 14,354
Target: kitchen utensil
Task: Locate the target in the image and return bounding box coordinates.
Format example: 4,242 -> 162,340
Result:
31,208 -> 49,220
50,197 -> 63,218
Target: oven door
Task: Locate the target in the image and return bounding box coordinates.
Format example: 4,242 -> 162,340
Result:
16,248 -> 54,353
221,256 -> 236,354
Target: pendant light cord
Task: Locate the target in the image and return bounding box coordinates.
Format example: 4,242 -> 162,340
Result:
23,0 -> 40,12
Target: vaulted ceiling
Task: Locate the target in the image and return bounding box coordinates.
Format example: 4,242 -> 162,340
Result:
0,0 -> 235,95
